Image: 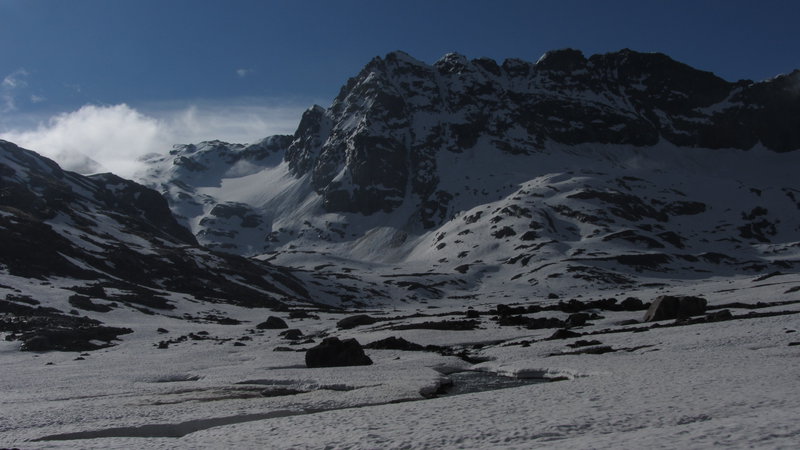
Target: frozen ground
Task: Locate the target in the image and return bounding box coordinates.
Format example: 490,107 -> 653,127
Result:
2,272 -> 800,449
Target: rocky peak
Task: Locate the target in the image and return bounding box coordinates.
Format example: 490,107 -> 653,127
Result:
434,52 -> 470,74
282,49 -> 800,225
535,48 -> 587,72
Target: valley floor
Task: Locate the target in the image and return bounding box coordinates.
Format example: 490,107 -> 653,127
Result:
2,273 -> 800,449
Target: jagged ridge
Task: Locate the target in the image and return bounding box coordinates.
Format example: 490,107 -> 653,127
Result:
285,49 -> 800,221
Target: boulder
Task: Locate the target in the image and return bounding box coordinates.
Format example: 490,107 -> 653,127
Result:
288,311 -> 318,320
643,295 -> 707,322
256,316 -> 289,329
620,297 -> 646,311
364,336 -> 424,351
279,329 -> 303,340
565,313 -> 590,327
547,329 -> 582,340
21,335 -> 52,352
305,337 -> 373,368
336,314 -> 377,330
706,309 -> 733,322
526,317 -> 566,330
496,304 -> 526,316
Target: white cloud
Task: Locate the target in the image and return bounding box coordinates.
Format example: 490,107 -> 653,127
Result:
0,100 -> 307,178
30,94 -> 46,104
236,68 -> 253,78
1,68 -> 29,112
2,69 -> 28,89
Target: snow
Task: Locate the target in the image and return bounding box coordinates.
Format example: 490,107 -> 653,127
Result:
3,138 -> 800,448
2,272 -> 800,448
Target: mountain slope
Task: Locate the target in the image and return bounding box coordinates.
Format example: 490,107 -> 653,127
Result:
284,48 -> 800,221
136,49 -> 800,306
0,139 -> 337,350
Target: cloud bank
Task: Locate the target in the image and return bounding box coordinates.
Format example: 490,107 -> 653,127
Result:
1,101 -> 307,178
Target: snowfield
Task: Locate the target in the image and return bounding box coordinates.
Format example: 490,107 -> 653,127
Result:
2,271 -> 799,449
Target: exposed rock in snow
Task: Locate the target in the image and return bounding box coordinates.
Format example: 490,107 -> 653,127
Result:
305,337 -> 373,368
644,295 -> 708,321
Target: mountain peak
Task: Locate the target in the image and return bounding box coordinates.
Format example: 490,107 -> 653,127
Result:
434,52 -> 470,73
278,48 -> 799,224
535,48 -> 586,72
384,50 -> 426,66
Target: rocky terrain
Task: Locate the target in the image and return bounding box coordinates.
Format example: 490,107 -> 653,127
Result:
137,49 -> 799,309
1,49 -> 799,448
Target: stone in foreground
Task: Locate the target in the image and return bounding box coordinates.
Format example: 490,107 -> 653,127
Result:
256,316 -> 289,329
305,337 -> 373,368
336,314 -> 378,330
643,295 -> 708,322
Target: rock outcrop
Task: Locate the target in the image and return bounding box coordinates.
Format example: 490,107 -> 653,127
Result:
305,337 -> 373,368
644,295 -> 708,321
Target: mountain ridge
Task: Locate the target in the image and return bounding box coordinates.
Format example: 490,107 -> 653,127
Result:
283,48 -> 799,222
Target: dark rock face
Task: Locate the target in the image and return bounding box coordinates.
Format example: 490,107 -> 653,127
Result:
0,140 -> 309,309
89,173 -> 198,245
283,49 -> 800,226
644,295 -> 708,322
305,337 -> 373,368
68,295 -> 112,313
337,314 -> 378,329
256,316 -> 289,329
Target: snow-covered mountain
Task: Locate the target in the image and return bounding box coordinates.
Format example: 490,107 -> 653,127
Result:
3,49 -> 800,448
137,49 -> 800,306
0,139 -> 317,314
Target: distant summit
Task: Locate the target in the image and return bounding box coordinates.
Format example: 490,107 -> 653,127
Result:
284,49 -> 800,219
136,49 -> 799,299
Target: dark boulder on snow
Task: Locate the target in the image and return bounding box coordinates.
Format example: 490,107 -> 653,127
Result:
527,317 -> 566,330
256,316 -> 289,329
305,337 -> 373,368
337,314 -> 378,329
279,328 -> 304,340
547,329 -> 582,340
643,295 -> 707,322
565,313 -> 591,327
365,336 -> 425,351
706,309 -> 733,322
620,297 -> 646,311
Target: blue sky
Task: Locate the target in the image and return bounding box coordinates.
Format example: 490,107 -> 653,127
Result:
1,0 -> 798,175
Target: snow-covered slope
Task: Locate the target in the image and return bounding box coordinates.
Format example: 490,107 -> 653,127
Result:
136,49 -> 800,307
0,139 -> 336,352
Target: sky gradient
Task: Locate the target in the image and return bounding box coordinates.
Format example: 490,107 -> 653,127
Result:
1,0 -> 798,176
